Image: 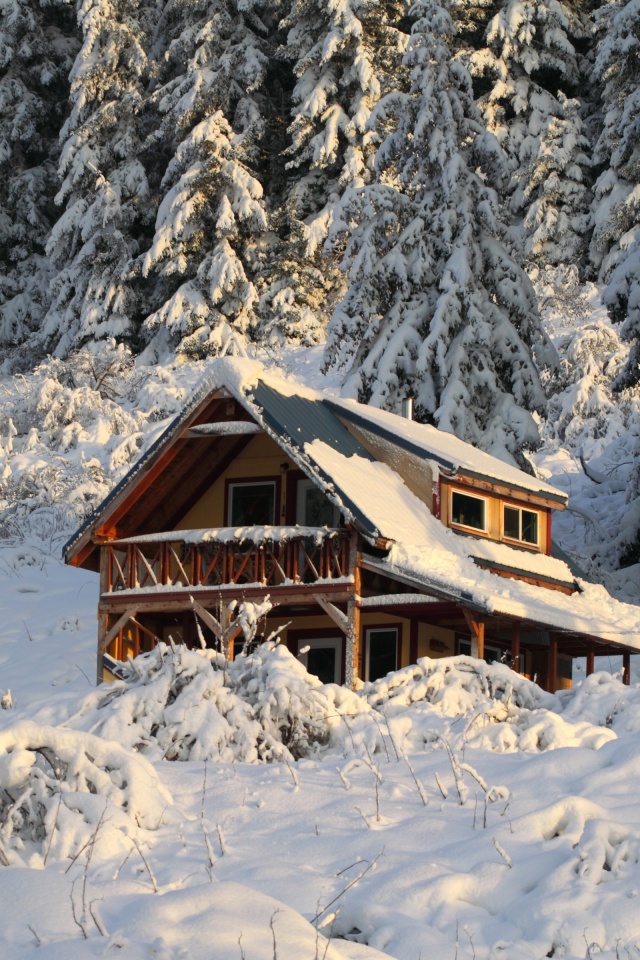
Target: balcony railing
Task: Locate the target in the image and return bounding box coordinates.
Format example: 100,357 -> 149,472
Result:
103,527 -> 350,594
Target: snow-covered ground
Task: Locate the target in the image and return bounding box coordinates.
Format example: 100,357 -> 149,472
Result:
0,313 -> 639,957
1,544 -> 640,959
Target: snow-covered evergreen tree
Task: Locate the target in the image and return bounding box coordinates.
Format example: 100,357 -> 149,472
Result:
265,0 -> 409,343
42,0 -> 157,355
522,91 -> 591,265
590,0 -> 640,386
281,0 -> 408,248
326,0 -> 551,461
464,0 -> 591,262
0,0 -> 78,350
142,111 -> 268,356
138,0 -> 275,355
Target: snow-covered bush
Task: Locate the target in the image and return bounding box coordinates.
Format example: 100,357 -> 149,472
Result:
67,641 -> 347,763
0,721 -> 171,867
364,656 -> 616,754
0,341 -> 193,557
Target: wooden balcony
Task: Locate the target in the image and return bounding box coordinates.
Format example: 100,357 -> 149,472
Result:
103,527 -> 351,596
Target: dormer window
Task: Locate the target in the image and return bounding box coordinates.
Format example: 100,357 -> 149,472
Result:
503,504 -> 539,545
451,491 -> 487,533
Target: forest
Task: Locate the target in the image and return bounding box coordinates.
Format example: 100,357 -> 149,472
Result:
0,0 -> 639,586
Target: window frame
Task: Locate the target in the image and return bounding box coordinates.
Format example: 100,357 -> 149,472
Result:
449,488 -> 489,535
502,502 -> 540,547
289,628 -> 344,685
225,477 -> 279,527
456,636 -> 504,665
365,625 -> 400,682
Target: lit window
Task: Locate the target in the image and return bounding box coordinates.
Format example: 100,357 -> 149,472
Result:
451,491 -> 487,532
503,505 -> 539,545
228,481 -> 276,526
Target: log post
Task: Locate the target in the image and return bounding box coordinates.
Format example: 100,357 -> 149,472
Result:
463,610 -> 485,661
586,646 -> 595,677
548,634 -> 558,693
511,624 -> 521,674
97,548 -> 110,684
345,532 -> 361,690
623,651 -> 631,686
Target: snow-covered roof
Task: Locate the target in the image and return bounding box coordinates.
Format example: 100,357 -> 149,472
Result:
64,357 -> 640,648
324,396 -> 567,503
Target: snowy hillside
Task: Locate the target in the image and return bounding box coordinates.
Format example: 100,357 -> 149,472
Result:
1,543 -> 640,959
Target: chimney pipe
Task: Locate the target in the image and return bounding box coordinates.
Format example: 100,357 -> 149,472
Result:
402,398 -> 414,420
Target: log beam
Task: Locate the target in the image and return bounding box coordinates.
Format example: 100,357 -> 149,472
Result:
316,596 -> 349,633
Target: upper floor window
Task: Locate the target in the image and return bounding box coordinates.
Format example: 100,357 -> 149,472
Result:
451,491 -> 487,533
228,481 -> 276,526
503,504 -> 539,545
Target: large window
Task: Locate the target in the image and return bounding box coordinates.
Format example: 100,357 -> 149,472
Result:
296,478 -> 340,527
366,627 -> 399,681
228,481 -> 276,526
503,504 -> 539,545
450,491 -> 487,532
298,637 -> 343,684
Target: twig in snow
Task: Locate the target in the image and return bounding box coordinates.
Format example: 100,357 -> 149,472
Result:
337,766 -> 351,790
283,756 -> 299,791
434,772 -> 448,800
311,848 -> 384,925
382,709 -> 402,762
201,761 -> 216,877
75,664 -> 92,685
492,836 -> 512,868
401,751 -> 428,806
27,925 -> 42,945
82,805 -> 108,916
368,711 -> 391,762
112,845 -> 133,881
22,620 -> 33,642
70,877 -> 88,939
465,926 -> 476,960
132,838 -> 158,892
354,805 -> 370,829
43,786 -> 64,866
270,909 -> 281,960
238,933 -> 246,960
217,823 -> 227,856
89,899 -> 108,937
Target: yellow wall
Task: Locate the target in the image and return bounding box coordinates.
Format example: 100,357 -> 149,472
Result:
176,434 -> 297,530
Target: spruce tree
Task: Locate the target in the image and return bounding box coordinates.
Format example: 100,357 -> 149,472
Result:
463,0 -> 591,267
522,91 -> 591,266
326,0 -> 551,461
590,0 -> 640,386
42,0 -> 157,355
0,0 -> 78,351
138,0 -> 275,355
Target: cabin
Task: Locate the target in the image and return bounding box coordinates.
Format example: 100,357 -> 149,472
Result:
64,357 -> 640,692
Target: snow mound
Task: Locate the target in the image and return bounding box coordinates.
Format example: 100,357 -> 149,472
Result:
0,721 -> 171,867
62,648 -> 622,765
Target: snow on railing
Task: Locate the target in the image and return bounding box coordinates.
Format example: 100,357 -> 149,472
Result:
104,528 -> 349,592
